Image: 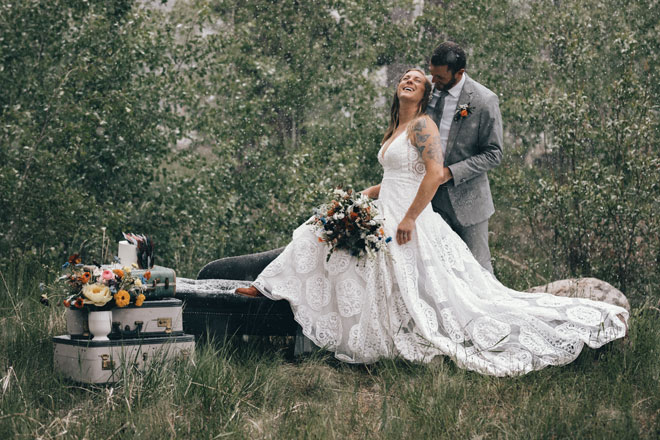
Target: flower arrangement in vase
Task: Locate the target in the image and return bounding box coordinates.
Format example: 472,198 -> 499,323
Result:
59,253 -> 151,310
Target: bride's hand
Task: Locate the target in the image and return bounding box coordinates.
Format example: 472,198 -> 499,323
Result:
396,217 -> 415,245
360,184 -> 380,199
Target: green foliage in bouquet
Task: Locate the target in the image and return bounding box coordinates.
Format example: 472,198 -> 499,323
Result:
308,188 -> 391,262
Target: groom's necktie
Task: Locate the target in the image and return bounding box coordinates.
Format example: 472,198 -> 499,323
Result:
432,90 -> 449,126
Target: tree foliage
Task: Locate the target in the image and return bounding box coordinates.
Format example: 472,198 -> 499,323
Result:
0,0 -> 657,297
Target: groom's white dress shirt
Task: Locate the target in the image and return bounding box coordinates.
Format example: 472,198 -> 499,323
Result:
428,74 -> 465,154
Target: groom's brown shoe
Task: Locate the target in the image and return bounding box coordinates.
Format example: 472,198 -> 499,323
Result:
235,286 -> 263,298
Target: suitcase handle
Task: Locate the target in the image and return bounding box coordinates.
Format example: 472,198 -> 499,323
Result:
110,321 -> 144,339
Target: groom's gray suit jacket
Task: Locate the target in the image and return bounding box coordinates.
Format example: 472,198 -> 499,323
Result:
428,74 -> 503,227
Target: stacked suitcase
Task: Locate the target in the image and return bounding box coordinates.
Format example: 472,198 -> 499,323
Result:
53,266 -> 195,384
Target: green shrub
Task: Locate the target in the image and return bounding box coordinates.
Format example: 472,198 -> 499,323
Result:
1,0 -> 657,299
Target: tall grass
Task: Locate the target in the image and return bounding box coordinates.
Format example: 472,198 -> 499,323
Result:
1,261 -> 658,439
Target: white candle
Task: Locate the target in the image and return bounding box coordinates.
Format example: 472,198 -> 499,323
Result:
118,240 -> 138,266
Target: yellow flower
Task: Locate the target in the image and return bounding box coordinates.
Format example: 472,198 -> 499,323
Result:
122,265 -> 132,274
82,283 -> 112,306
114,290 -> 130,307
135,293 -> 146,307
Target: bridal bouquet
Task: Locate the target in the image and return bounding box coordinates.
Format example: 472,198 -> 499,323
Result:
308,187 -> 391,261
57,253 -> 150,310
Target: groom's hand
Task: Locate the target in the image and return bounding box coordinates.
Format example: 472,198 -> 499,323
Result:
396,217 -> 416,245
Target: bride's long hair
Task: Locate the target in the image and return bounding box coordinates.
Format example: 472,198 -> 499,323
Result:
381,68 -> 432,144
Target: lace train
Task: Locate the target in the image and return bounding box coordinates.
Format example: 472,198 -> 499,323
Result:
253,129 -> 627,376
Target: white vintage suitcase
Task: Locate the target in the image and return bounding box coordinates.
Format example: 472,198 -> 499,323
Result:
53,334 -> 195,383
65,298 -> 184,339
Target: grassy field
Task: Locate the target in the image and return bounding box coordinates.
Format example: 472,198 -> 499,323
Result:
1,261 -> 659,439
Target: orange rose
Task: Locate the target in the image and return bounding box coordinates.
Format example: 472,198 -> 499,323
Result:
144,270 -> 151,281
350,212 -> 358,220
112,269 -> 124,279
460,109 -> 468,117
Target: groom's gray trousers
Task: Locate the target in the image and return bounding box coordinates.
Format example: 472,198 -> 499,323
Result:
432,187 -> 493,274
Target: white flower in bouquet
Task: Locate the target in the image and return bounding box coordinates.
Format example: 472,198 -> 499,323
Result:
82,283 -> 113,307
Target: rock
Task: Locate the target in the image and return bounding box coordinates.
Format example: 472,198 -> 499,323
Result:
526,277 -> 630,313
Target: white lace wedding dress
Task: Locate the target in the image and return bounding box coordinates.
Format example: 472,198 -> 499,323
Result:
253,129 -> 628,376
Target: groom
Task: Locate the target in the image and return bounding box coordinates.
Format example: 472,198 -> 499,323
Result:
426,41 -> 503,274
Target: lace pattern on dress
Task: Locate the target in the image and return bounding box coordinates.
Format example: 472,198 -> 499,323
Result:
251,127 -> 628,376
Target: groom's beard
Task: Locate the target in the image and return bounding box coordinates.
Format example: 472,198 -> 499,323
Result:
436,73 -> 459,92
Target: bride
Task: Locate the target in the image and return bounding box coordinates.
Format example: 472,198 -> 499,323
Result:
236,68 -> 628,376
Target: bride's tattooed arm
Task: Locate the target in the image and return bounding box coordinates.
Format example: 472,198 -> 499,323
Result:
410,117 -> 445,166
396,116 -> 451,245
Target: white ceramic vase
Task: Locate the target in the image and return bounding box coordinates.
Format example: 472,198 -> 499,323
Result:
88,310 -> 113,341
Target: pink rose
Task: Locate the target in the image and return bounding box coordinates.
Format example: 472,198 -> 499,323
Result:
102,270 -> 114,281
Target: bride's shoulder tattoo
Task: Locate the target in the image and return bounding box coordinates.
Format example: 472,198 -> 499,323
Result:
412,118 -> 430,144
413,117 -> 427,130
412,117 -> 443,164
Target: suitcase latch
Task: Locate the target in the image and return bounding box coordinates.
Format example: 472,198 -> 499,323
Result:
100,354 -> 115,370
157,317 -> 172,333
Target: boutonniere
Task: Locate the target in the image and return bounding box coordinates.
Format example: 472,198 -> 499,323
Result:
454,103 -> 474,121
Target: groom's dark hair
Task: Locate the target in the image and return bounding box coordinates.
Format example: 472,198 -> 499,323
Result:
430,42 -> 466,74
